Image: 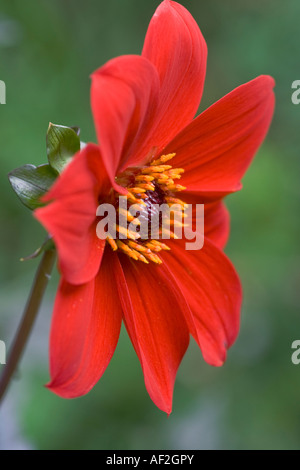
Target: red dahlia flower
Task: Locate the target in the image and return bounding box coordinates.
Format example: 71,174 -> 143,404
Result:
35,0 -> 275,413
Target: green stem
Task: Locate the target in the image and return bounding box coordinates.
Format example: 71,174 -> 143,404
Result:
0,249 -> 56,405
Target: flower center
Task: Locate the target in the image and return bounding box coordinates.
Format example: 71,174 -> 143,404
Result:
107,153 -> 187,265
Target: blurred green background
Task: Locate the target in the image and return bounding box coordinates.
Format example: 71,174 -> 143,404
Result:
0,0 -> 299,450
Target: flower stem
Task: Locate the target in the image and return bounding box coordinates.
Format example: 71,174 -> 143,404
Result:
0,248 -> 56,405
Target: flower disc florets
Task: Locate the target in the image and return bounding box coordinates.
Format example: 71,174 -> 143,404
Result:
106,153 -> 187,264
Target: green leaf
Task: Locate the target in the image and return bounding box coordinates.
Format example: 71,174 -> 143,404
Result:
71,126 -> 80,136
8,164 -> 57,210
46,123 -> 81,174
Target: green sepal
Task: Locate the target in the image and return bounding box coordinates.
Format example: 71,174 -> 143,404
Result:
20,235 -> 55,262
8,164 -> 57,210
47,123 -> 81,174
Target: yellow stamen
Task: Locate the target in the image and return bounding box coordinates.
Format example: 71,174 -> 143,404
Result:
145,240 -> 171,252
142,165 -> 172,174
130,218 -> 141,226
168,168 -> 185,175
144,253 -> 162,264
151,173 -> 168,181
150,153 -> 176,166
135,183 -> 155,191
161,184 -> 186,192
116,240 -> 139,260
153,241 -> 171,251
157,177 -> 172,185
118,208 -> 135,222
106,151 -> 187,265
165,197 -> 188,208
130,187 -> 147,194
145,241 -> 162,252
161,228 -> 179,239
126,190 -> 139,202
127,241 -> 151,254
126,191 -> 146,205
106,237 -> 118,251
116,240 -> 149,264
116,225 -> 140,240
135,175 -> 155,182
137,254 -> 149,264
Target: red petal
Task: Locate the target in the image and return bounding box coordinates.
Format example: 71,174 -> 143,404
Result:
47,248 -> 122,398
35,144 -> 108,285
91,55 -> 160,179
132,0 -> 207,166
114,254 -> 189,414
204,201 -> 230,250
184,194 -> 230,250
162,239 -> 242,366
164,75 -> 275,200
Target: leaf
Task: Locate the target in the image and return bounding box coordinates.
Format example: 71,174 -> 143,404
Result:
71,126 -> 80,136
47,123 -> 81,174
8,164 -> 57,210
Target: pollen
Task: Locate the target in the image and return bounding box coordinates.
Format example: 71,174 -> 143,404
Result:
108,153 -> 187,264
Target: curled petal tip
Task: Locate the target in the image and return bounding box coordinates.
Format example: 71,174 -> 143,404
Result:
259,74 -> 276,88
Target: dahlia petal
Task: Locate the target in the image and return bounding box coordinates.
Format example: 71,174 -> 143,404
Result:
114,254 -> 190,414
47,248 -> 122,398
132,0 -> 207,166
184,194 -> 230,250
91,55 -> 160,179
162,239 -> 242,366
204,201 -> 230,250
164,75 -> 275,200
35,144 -> 108,285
